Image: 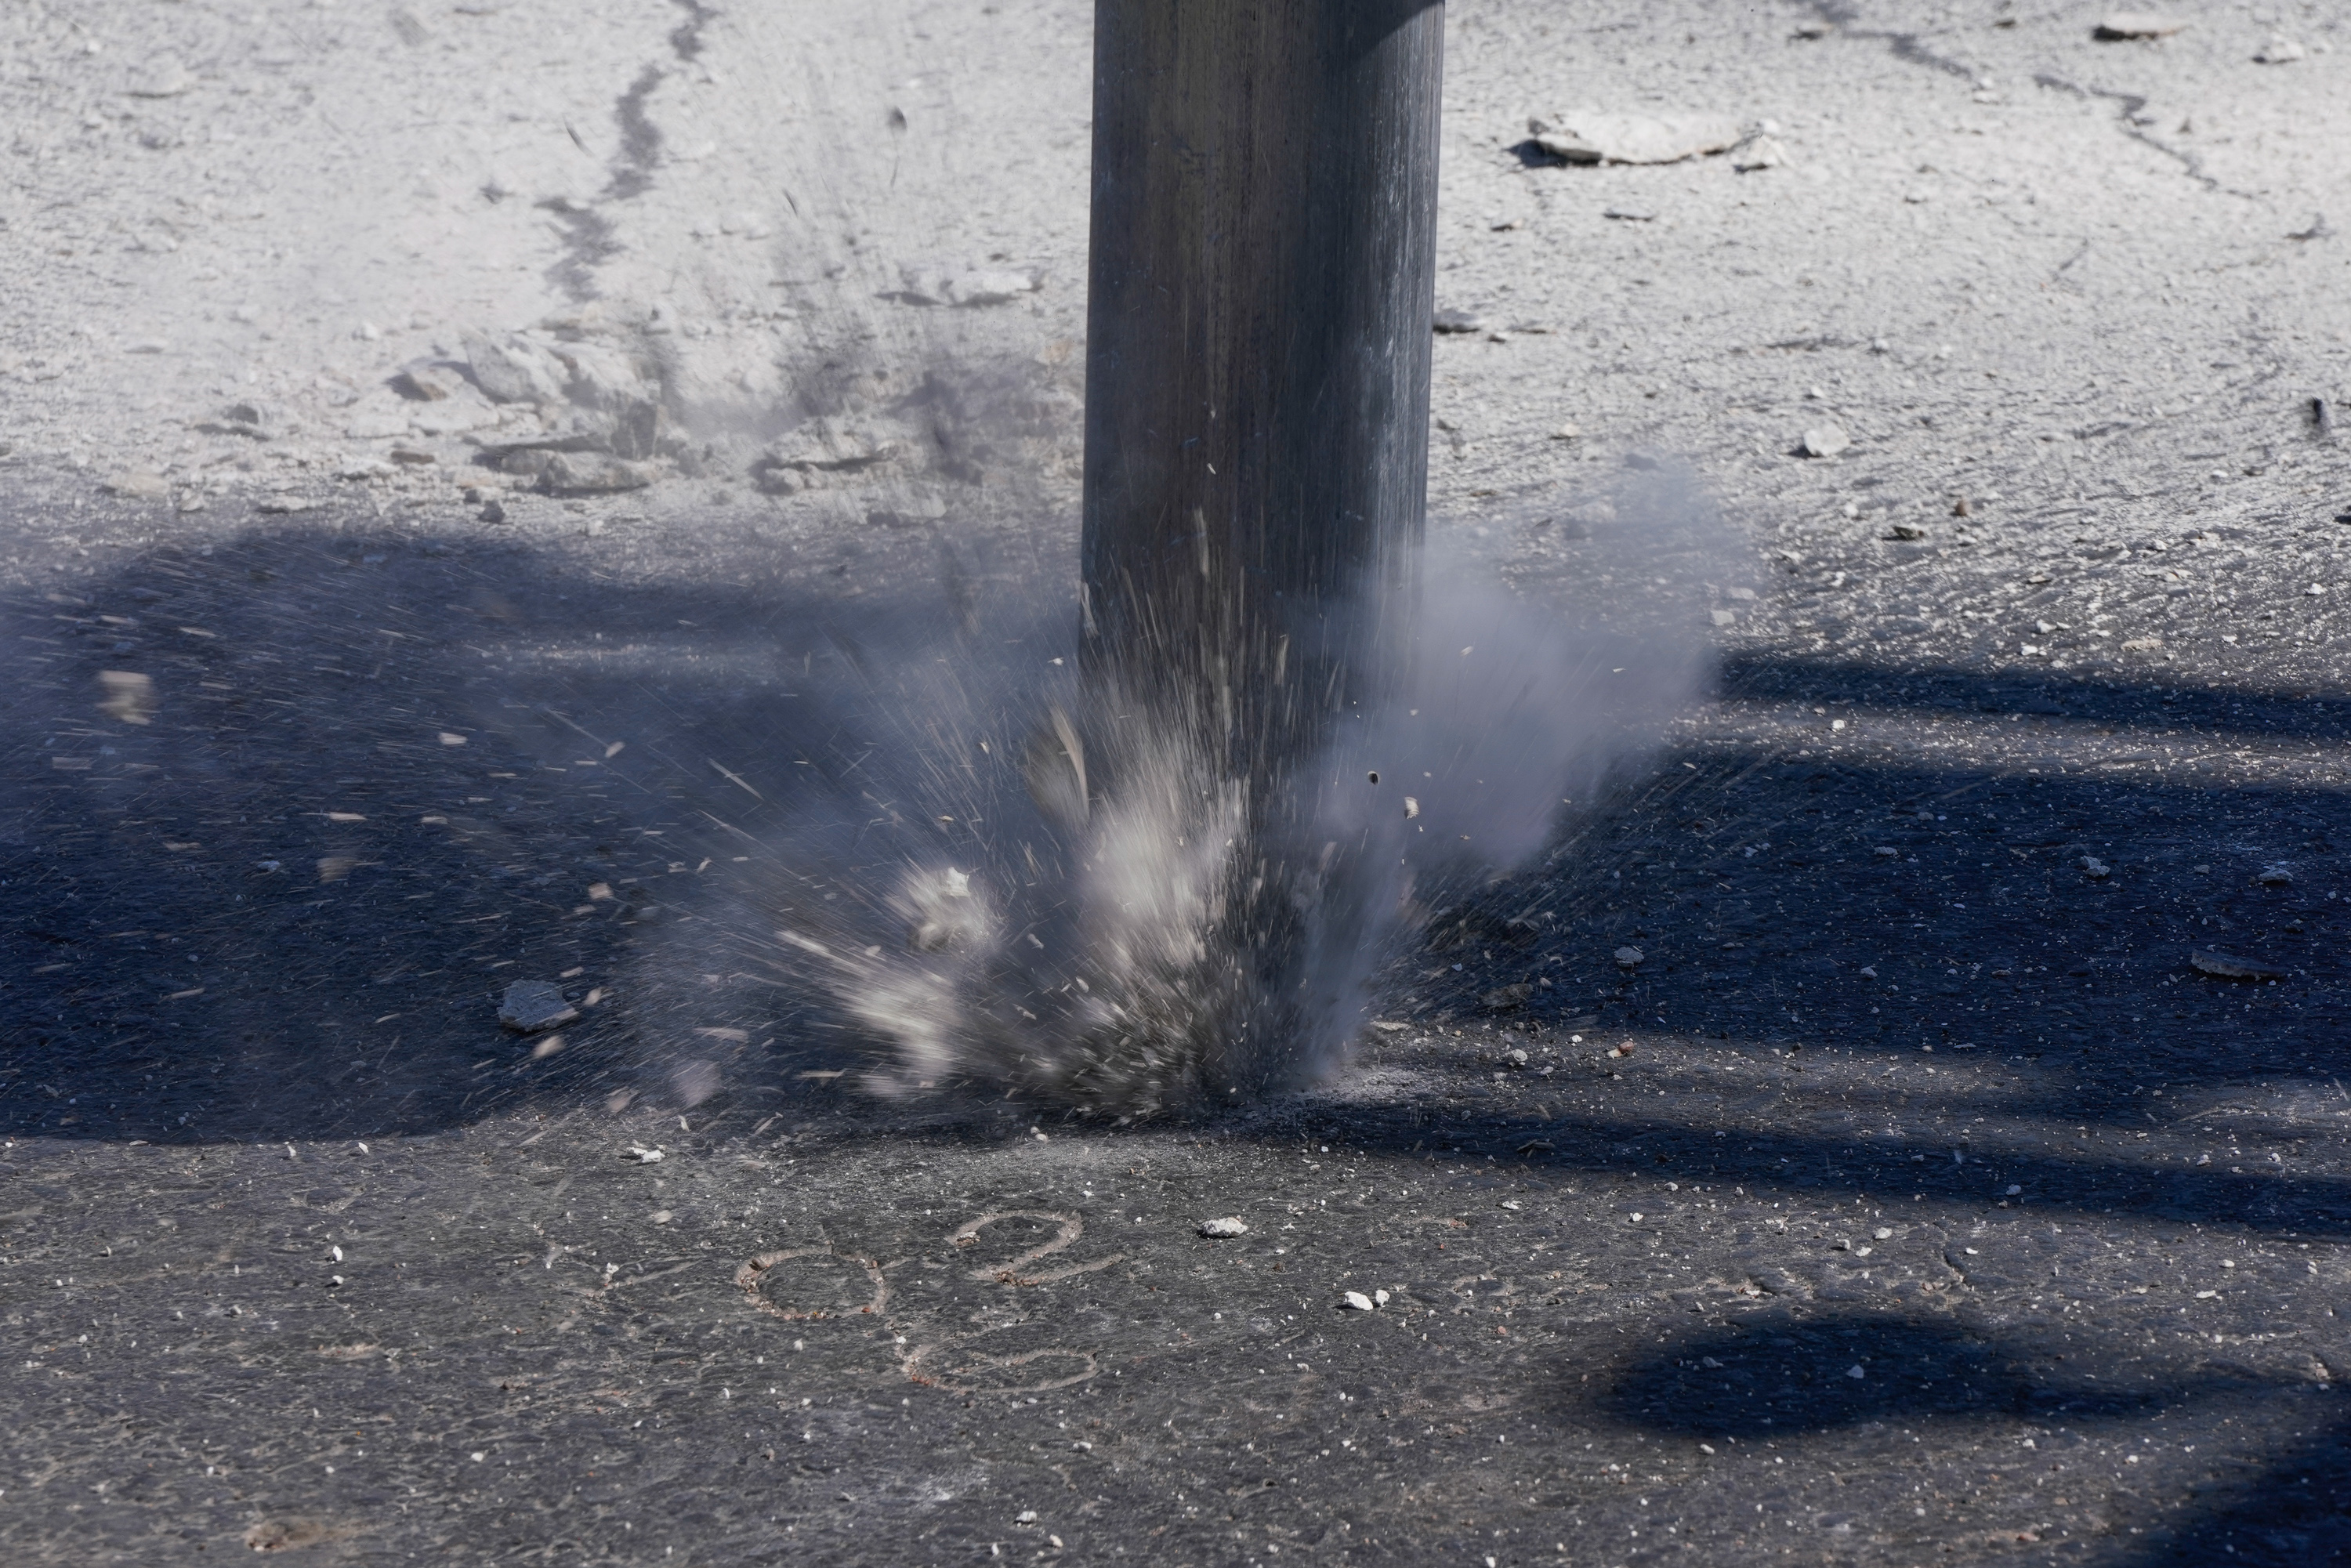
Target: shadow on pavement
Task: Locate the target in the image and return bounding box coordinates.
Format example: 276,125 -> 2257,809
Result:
0,520 -> 1036,1146
1606,1310 -> 2275,1436
1599,1312 -> 2350,1566
4,520 -> 2345,1162
5,518 -> 2348,1561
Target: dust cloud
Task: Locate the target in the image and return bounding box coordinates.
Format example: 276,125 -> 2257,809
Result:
637,480 -> 1725,1120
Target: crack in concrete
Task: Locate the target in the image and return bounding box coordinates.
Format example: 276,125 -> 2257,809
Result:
1810,2 -> 1983,81
1809,5 -> 2254,200
2030,72 -> 2253,198
545,0 -> 723,302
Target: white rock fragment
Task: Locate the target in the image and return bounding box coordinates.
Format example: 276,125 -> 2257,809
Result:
2093,13 -> 2189,39
1800,424 -> 1851,458
99,470 -> 170,501
1342,1291 -> 1375,1311
950,270 -> 1042,306
1845,1363 -> 1867,1380
463,331 -> 569,404
97,671 -> 156,725
540,452 -> 657,494
498,980 -> 579,1033
195,401 -> 273,440
1729,128 -> 1790,172
1614,946 -> 1645,969
1527,110 -> 1742,165
2081,856 -> 2110,879
2252,36 -> 2306,63
894,265 -> 1041,307
127,56 -> 195,98
625,1146 -> 666,1164
1198,1217 -> 1248,1238
393,363 -> 465,402
749,417 -> 903,493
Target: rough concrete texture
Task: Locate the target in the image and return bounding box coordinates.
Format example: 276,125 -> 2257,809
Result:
2,1 -> 2349,1565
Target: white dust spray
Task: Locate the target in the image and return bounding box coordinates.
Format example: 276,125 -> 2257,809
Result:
674,487 -> 1721,1119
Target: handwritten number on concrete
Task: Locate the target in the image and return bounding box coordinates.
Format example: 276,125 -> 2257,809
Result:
734,1247 -> 889,1320
951,1210 -> 1124,1285
738,1211 -> 1123,1392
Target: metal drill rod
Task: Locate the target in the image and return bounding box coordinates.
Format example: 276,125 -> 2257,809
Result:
1077,0 -> 1444,1093
1081,0 -> 1444,755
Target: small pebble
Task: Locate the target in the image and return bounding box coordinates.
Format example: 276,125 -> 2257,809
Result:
2094,12 -> 2189,39
1198,1217 -> 1248,1238
2190,950 -> 2287,981
1729,131 -> 1789,172
127,56 -> 195,98
1800,424 -> 1850,459
498,980 -> 578,1033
